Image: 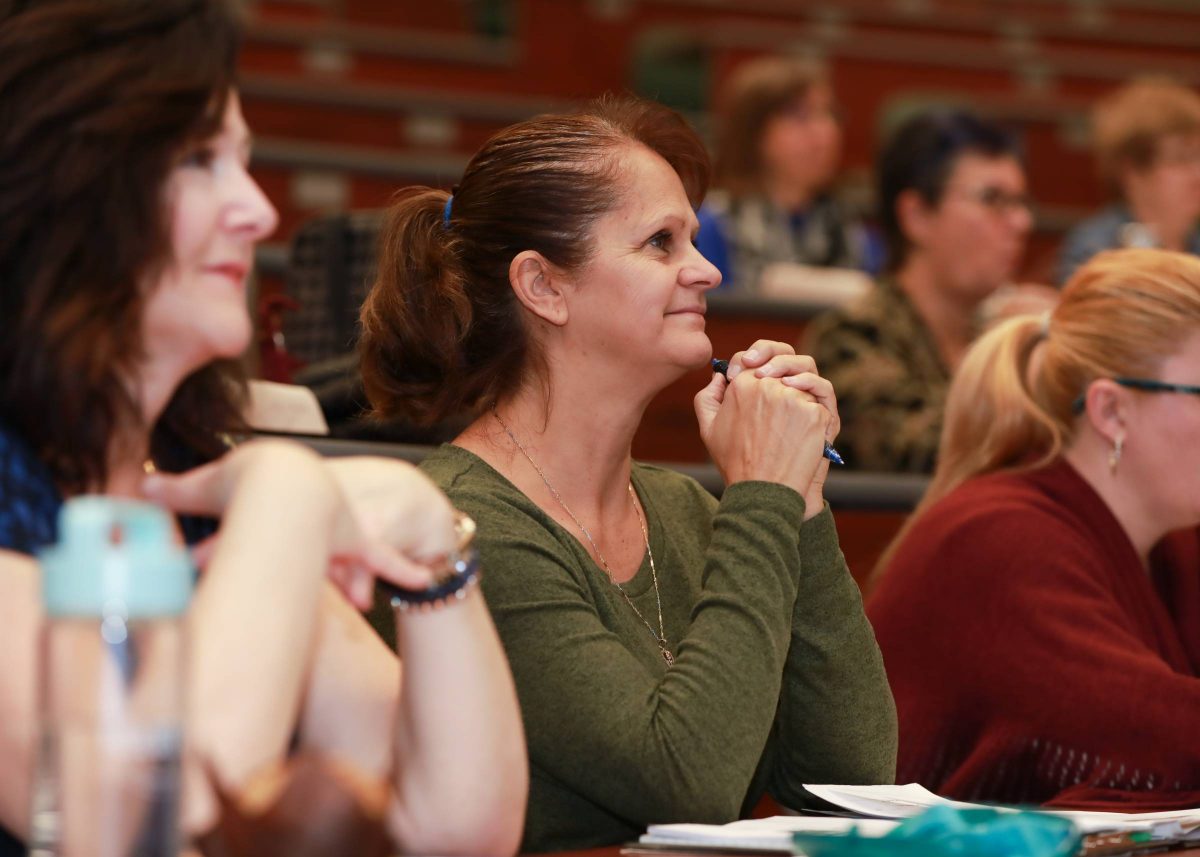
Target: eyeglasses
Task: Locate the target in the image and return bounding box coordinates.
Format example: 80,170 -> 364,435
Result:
775,101 -> 845,125
955,186 -> 1034,216
1071,377 -> 1200,413
1155,139 -> 1200,168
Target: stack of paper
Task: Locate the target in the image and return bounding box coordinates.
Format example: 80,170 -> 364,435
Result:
632,784 -> 1200,855
638,816 -> 898,853
804,783 -> 1200,840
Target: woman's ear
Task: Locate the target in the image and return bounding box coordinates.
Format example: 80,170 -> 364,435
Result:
1082,378 -> 1129,449
509,251 -> 568,326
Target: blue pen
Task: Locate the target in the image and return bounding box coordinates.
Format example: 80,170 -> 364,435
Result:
712,358 -> 845,466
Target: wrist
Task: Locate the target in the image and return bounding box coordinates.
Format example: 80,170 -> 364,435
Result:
379,512 -> 481,611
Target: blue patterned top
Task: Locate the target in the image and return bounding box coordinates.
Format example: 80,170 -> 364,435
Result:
0,421 -> 63,555
1057,204 -> 1200,286
0,420 -> 217,555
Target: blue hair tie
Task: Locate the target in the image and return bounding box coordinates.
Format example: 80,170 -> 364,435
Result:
442,195 -> 454,227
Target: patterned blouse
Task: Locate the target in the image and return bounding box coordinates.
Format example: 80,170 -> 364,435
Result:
803,277 -> 951,473
0,421 -> 63,555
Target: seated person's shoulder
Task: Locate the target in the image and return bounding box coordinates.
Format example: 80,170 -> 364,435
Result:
1064,205 -> 1125,242
420,445 -> 541,531
805,299 -> 921,394
891,470 -> 1095,590
420,445 -> 598,598
632,462 -> 718,515
419,443 -> 496,495
806,282 -> 892,346
1057,206 -> 1126,284
937,471 -> 1062,529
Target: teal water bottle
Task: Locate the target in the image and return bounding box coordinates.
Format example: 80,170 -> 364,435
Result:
30,497 -> 194,857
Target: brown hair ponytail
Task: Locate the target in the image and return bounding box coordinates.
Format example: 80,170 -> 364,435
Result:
359,94 -> 711,427
359,188 -> 529,426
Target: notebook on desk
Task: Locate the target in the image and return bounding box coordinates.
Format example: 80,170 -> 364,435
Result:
804,783 -> 1200,837
627,784 -> 1200,857
635,816 -> 898,854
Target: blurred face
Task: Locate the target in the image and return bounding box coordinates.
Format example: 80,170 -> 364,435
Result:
1121,331 -> 1200,532
1125,132 -> 1200,234
758,83 -> 842,199
909,153 -> 1032,304
563,146 -> 722,382
141,91 -> 278,376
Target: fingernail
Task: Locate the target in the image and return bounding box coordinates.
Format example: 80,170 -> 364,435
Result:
355,574 -> 373,606
746,349 -> 760,362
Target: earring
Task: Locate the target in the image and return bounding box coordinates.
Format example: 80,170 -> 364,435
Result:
1108,435 -> 1124,476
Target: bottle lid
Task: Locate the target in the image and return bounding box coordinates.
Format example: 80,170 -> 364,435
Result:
39,496 -> 193,618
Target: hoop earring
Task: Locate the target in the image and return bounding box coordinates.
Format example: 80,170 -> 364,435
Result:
1108,435 -> 1124,476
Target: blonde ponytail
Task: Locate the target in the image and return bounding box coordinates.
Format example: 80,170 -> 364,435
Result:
924,314 -> 1063,509
872,248 -> 1200,588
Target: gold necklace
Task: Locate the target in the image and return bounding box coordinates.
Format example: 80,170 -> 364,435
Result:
493,409 -> 674,666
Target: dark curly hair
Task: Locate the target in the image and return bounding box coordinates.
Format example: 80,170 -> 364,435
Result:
0,0 -> 248,492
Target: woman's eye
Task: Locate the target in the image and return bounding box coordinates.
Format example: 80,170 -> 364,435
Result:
648,231 -> 671,251
179,147 -> 216,170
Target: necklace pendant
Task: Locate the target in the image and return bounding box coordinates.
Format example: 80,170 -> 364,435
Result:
661,647 -> 675,667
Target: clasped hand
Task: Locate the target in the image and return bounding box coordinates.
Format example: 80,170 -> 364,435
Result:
695,340 -> 840,516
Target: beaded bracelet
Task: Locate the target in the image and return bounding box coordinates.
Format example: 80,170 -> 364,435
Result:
378,512 -> 481,612
386,549 -> 481,612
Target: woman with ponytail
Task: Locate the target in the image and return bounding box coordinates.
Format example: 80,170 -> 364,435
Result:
360,95 -> 896,853
869,247 -> 1200,809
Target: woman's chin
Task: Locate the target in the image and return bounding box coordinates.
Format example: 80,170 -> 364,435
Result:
682,335 -> 714,369
209,318 -> 254,362
656,340 -> 713,380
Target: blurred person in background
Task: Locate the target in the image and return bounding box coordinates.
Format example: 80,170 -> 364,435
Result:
698,55 -> 882,297
1058,77 -> 1200,285
805,109 -> 1037,473
869,248 -> 1200,810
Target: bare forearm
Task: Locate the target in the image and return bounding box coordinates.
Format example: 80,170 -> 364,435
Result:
386,589 -> 527,857
298,587 -> 400,779
187,450 -> 338,788
0,553 -> 39,838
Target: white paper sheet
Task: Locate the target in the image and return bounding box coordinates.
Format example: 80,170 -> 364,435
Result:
803,783 -> 1200,837
640,815 -> 898,852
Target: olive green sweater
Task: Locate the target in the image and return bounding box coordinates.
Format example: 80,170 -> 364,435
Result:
418,445 -> 896,852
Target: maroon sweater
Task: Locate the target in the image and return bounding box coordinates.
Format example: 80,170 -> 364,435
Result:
868,459 -> 1200,810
